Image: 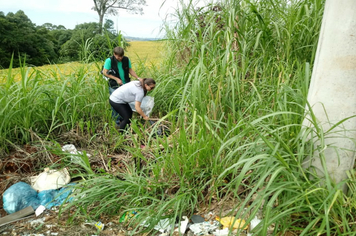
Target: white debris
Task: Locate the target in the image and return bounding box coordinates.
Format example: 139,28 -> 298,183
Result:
180,216 -> 189,234
29,167 -> 71,192
29,218 -> 45,227
189,221 -> 220,235
213,228 -> 230,236
35,205 -> 46,216
247,216 -> 262,236
153,218 -> 173,233
62,144 -> 91,162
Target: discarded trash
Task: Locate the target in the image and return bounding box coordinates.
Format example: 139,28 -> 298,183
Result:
216,216 -> 248,230
129,96 -> 154,117
179,216 -> 189,234
119,210 -> 138,222
0,206 -> 35,227
191,214 -> 205,224
3,182 -> 40,214
189,221 -> 220,235
213,228 -> 230,236
37,183 -> 75,209
62,144 -> 90,162
95,221 -> 105,230
3,181 -> 75,214
204,211 -> 214,221
30,217 -> 45,227
249,215 -> 262,231
154,218 -> 173,233
35,205 -> 46,216
140,218 -> 174,233
29,167 -> 71,192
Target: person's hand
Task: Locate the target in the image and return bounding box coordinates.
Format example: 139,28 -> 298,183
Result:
143,116 -> 150,121
116,78 -> 123,85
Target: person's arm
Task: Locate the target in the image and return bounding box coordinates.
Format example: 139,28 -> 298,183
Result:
102,68 -> 123,85
129,68 -> 141,81
134,101 -> 149,120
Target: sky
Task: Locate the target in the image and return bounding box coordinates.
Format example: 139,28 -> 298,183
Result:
2,0 -> 208,39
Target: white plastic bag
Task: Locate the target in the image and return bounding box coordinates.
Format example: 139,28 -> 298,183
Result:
62,144 -> 80,162
129,96 -> 154,117
29,168 -> 71,192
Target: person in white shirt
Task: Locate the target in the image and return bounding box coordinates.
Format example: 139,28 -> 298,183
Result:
109,78 -> 156,132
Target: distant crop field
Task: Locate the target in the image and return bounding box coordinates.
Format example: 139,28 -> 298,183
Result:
0,41 -> 165,82
126,40 -> 165,67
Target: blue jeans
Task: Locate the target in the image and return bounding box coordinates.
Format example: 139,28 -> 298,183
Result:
109,87 -> 122,125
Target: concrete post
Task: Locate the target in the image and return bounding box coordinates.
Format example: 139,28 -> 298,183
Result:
302,0 -> 356,189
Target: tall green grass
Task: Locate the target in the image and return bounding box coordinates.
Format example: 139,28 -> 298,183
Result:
2,0 -> 356,235
0,59 -> 111,152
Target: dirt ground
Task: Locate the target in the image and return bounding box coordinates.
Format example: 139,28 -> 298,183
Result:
0,143 -> 248,236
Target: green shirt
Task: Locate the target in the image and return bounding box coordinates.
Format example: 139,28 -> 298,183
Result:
104,57 -> 132,84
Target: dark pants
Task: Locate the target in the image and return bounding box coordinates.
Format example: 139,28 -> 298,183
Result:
109,100 -> 133,131
109,86 -> 121,125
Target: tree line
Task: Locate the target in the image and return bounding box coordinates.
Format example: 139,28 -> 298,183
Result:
0,10 -> 125,68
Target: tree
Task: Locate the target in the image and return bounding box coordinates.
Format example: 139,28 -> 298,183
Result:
0,10 -> 57,67
92,0 -> 146,34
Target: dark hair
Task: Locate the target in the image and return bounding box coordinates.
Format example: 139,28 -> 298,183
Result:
141,78 -> 156,96
113,47 -> 124,57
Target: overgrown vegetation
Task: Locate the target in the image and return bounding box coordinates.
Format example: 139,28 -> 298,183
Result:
2,0 -> 356,235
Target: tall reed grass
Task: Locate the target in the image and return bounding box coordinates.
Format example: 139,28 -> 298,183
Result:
2,0 -> 356,235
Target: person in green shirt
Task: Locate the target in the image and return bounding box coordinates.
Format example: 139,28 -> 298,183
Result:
102,47 -> 141,125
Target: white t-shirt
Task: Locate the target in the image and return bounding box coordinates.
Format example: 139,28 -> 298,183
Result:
109,81 -> 144,104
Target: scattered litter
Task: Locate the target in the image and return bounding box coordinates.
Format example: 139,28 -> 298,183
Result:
204,211 -> 214,221
35,205 -> 46,216
212,228 -> 230,236
0,206 -> 34,227
3,182 -> 40,214
62,144 -> 90,162
247,216 -> 262,235
140,218 -> 174,233
29,167 -> 71,192
189,221 -> 220,235
95,221 -> 105,230
179,216 -> 189,234
29,217 -> 45,227
37,183 -> 75,209
216,216 -> 248,230
3,181 -> 75,215
119,210 -> 138,222
191,214 -> 205,224
153,218 -> 173,233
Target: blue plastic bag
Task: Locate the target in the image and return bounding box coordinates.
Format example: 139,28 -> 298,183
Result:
3,182 -> 76,214
3,182 -> 40,214
37,183 -> 75,209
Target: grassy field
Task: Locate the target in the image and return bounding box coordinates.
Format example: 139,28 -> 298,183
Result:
0,41 -> 165,83
126,40 -> 165,68
3,1 -> 356,235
